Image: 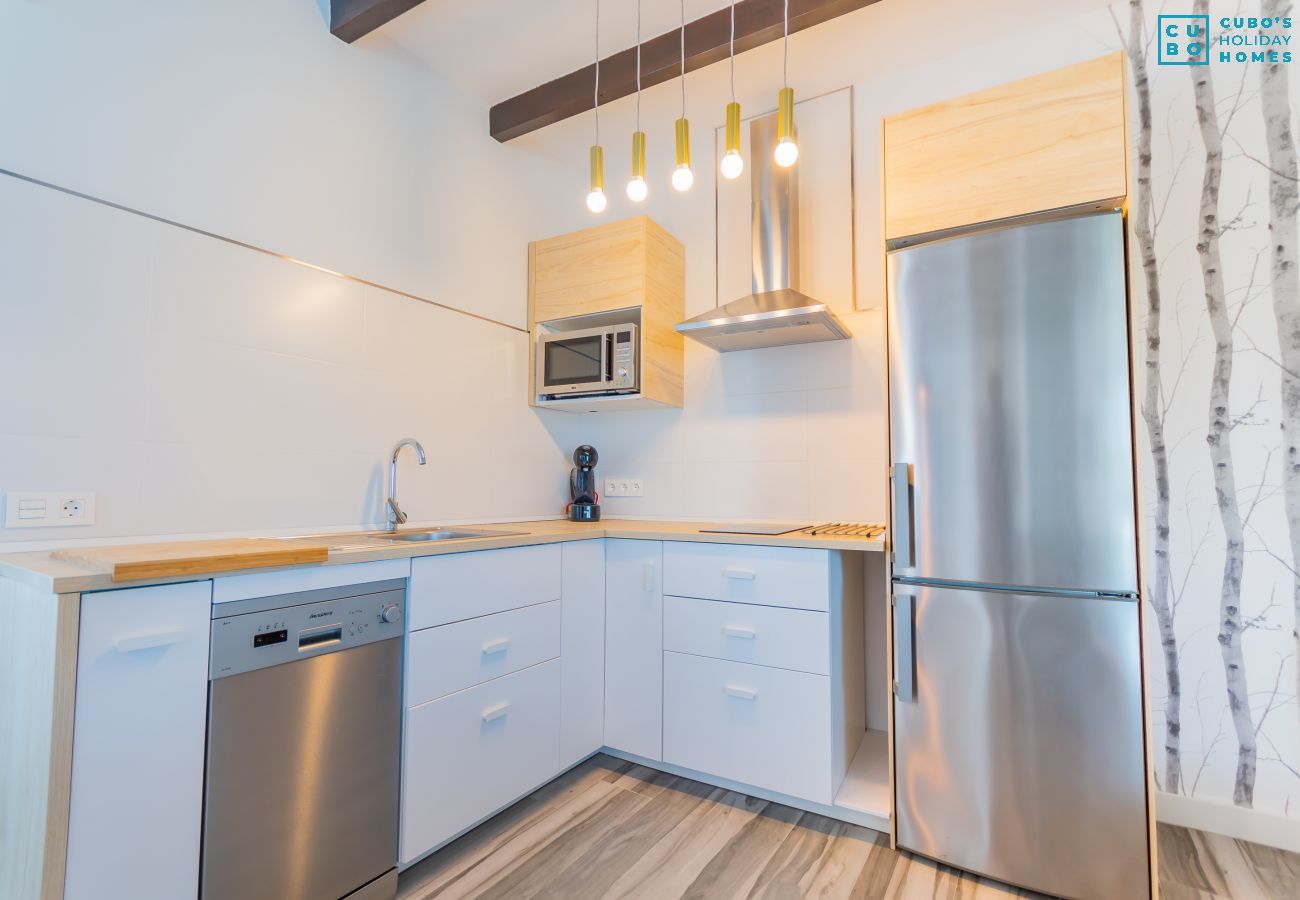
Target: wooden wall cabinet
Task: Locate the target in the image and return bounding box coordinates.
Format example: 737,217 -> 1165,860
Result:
528,215 -> 685,410
882,52 -> 1128,241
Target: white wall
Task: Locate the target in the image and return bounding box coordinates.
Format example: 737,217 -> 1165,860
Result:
0,0 -> 584,548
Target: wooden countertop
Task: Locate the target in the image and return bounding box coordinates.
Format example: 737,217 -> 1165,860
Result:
0,519 -> 886,596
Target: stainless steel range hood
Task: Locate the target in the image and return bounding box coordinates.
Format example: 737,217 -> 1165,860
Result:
676,112 -> 851,352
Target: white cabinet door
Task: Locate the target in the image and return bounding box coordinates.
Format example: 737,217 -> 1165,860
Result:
64,580 -> 212,900
560,539 -> 605,767
603,539 -> 662,760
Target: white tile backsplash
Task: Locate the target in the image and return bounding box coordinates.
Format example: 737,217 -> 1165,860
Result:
559,311 -> 890,525
0,175 -> 572,547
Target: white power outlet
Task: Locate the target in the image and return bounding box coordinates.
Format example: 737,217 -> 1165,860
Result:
4,491 -> 97,528
603,478 -> 645,498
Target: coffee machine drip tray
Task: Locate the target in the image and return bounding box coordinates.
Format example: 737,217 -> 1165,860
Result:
698,523 -> 809,536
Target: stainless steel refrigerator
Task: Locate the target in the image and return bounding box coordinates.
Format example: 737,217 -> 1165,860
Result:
887,210 -> 1150,899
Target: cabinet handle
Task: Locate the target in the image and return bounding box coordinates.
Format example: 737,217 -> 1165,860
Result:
642,562 -> 656,593
722,625 -> 756,639
722,568 -> 755,581
481,702 -> 511,723
481,637 -> 511,655
723,685 -> 757,701
114,629 -> 185,653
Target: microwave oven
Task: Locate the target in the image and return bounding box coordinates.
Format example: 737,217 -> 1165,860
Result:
537,323 -> 639,400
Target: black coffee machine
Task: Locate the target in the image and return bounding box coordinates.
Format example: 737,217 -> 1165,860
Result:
568,445 -> 600,522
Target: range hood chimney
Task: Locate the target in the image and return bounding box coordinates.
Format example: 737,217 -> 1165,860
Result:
676,112 -> 851,352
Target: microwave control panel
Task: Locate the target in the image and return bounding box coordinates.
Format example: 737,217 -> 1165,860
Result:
611,327 -> 636,389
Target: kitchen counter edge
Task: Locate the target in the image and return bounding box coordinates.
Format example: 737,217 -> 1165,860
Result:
0,519 -> 887,596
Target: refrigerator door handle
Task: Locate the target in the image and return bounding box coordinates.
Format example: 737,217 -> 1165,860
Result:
893,593 -> 915,702
891,463 -> 914,569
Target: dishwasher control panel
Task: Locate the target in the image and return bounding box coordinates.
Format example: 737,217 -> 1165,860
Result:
209,581 -> 405,680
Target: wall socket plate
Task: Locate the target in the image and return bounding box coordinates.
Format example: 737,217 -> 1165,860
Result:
4,491 -> 98,528
603,478 -> 644,498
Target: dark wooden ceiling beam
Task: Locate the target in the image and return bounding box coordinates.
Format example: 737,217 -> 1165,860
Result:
489,0 -> 881,142
330,0 -> 428,44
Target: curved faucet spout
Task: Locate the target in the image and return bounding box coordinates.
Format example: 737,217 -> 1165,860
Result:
387,438 -> 427,531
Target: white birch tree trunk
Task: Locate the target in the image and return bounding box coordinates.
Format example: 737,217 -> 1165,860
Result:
1259,0 -> 1300,725
1125,0 -> 1182,794
1190,0 -> 1256,806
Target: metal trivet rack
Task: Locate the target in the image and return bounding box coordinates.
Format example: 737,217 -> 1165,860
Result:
801,522 -> 886,538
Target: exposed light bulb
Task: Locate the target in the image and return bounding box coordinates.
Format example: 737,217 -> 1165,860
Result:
774,138 -> 799,168
672,165 -> 693,192
720,149 -> 744,180
627,176 -> 648,202
586,189 -> 607,213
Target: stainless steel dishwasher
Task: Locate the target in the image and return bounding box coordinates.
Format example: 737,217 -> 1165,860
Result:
202,579 -> 405,900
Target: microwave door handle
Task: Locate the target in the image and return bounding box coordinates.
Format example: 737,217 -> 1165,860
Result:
603,333 -> 613,383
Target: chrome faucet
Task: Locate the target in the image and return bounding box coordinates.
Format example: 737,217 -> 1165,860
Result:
386,438 -> 427,532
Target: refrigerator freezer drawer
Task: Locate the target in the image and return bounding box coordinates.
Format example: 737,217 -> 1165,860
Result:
893,584 -> 1148,899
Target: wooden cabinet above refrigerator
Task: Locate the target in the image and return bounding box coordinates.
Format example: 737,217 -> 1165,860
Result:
882,52 -> 1129,242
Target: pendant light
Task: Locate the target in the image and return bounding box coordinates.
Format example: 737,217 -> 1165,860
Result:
626,0 -> 648,203
586,0 -> 607,212
671,0 -> 693,192
720,0 -> 743,180
774,0 -> 798,168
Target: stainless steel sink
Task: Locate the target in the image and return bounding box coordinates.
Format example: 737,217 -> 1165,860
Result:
272,527 -> 528,551
379,528 -> 524,543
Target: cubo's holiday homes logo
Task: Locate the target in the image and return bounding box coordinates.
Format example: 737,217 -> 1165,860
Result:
1158,14 -> 1210,64
1158,13 -> 1294,66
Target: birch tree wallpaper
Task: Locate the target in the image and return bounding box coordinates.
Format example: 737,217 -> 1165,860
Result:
1112,0 -> 1298,823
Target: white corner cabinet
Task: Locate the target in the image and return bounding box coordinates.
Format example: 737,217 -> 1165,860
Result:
399,537 -> 888,865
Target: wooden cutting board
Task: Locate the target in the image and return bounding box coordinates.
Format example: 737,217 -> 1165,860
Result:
52,538 -> 330,583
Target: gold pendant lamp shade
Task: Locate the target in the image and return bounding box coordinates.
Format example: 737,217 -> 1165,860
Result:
673,117 -> 693,192
587,144 -> 607,212
775,86 -> 798,167
628,130 -> 648,202
721,100 -> 743,179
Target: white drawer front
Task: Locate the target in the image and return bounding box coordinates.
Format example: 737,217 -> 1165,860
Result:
662,542 -> 829,611
409,544 -> 561,631
663,651 -> 831,804
401,659 -> 561,864
663,595 -> 829,675
406,600 -> 561,707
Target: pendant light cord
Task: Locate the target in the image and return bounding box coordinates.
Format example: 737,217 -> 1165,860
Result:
635,0 -> 642,132
783,0 -> 789,87
729,0 -> 736,102
679,0 -> 686,116
593,0 -> 600,144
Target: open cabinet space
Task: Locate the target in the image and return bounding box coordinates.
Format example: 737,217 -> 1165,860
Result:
832,550 -> 891,828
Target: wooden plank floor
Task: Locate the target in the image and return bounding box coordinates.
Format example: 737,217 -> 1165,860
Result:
397,754 -> 1300,900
